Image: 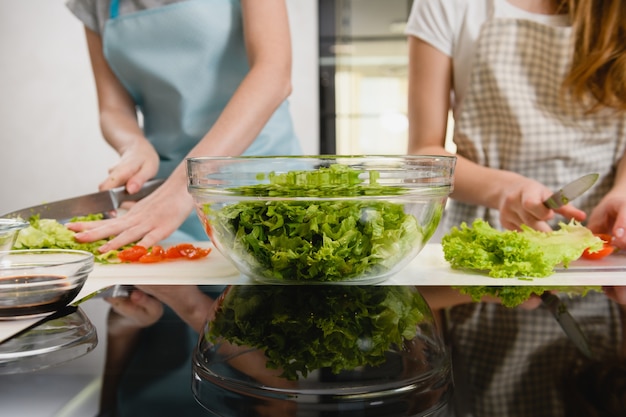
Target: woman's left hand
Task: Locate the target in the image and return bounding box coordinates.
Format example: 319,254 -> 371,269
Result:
67,169 -> 194,252
586,191 -> 626,250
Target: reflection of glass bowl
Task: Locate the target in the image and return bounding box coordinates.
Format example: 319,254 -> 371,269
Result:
187,155 -> 455,284
0,306 -> 98,374
192,285 -> 452,416
0,218 -> 29,252
0,249 -> 94,319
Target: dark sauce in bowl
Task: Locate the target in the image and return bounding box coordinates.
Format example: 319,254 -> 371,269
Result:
0,275 -> 80,319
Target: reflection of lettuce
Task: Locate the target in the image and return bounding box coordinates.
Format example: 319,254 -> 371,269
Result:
13,215 -> 122,263
208,286 -> 429,380
454,286 -> 600,308
207,164 -> 424,282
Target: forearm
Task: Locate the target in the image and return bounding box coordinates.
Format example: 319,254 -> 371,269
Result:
411,142 -> 526,212
186,65 -> 291,159
99,311 -> 143,413
142,286 -> 216,333
99,107 -> 148,156
418,285 -> 499,311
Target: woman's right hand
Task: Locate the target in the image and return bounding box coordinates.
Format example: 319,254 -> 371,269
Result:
98,137 -> 160,194
497,175 -> 587,232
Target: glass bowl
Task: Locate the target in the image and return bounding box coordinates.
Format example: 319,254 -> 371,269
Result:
0,306 -> 98,374
0,218 -> 29,252
192,285 -> 453,417
0,249 -> 94,319
187,155 -> 455,284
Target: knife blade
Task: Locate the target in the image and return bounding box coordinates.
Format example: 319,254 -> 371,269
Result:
540,292 -> 594,359
2,179 -> 164,222
543,173 -> 599,209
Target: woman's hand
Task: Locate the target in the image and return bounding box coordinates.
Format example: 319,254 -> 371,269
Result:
603,286 -> 626,307
67,169 -> 194,251
497,176 -> 587,232
586,191 -> 626,250
98,137 -> 160,194
135,285 -> 216,333
105,289 -> 164,336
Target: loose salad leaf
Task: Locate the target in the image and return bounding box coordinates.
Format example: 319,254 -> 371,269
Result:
441,219 -> 603,278
206,164 -> 428,282
13,214 -> 121,262
441,219 -> 605,307
207,286 -> 429,380
12,215 -> 211,264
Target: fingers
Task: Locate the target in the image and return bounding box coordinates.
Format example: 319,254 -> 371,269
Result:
603,286 -> 626,305
106,290 -> 164,328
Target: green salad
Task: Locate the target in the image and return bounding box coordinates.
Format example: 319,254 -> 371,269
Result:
12,214 -> 125,263
441,219 -> 604,307
205,164 -> 432,282
207,285 -> 429,380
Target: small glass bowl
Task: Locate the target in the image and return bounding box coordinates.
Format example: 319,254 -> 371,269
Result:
187,155 -> 455,284
0,218 -> 29,252
192,285 -> 453,416
0,249 -> 94,319
0,306 -> 98,374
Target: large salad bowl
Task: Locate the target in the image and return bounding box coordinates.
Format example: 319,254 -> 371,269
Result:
187,155 -> 455,284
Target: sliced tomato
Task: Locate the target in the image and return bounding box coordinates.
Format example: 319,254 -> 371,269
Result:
118,245 -> 149,262
151,245 -> 165,257
164,243 -> 194,259
182,246 -> 212,259
138,253 -> 163,263
137,246 -> 165,263
118,243 -> 210,263
581,233 -> 615,260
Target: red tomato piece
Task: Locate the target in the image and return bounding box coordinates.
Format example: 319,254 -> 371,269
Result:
151,245 -> 165,257
118,245 -> 148,262
118,243 -> 210,263
182,247 -> 212,259
138,253 -> 163,263
581,234 -> 615,260
164,246 -> 184,259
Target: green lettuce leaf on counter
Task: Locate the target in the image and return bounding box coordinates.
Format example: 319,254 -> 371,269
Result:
441,219 -> 603,278
13,214 -> 123,263
441,219 -> 604,307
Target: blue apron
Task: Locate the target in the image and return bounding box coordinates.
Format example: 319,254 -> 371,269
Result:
103,0 -> 302,240
101,2 -> 300,415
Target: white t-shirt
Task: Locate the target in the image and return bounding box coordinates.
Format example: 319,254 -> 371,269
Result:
405,0 -> 569,115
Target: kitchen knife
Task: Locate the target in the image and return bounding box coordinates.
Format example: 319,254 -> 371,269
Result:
540,292 -> 594,359
543,173 -> 599,209
2,178 -> 165,222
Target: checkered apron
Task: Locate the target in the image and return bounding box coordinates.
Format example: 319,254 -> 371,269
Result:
444,2 -> 626,232
442,2 -> 626,416
447,292 -> 623,417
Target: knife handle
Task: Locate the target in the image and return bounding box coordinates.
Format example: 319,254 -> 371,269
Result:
109,179 -> 165,208
543,191 -> 567,209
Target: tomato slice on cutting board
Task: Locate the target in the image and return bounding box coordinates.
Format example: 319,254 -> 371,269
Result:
581,233 -> 615,260
117,243 -> 211,263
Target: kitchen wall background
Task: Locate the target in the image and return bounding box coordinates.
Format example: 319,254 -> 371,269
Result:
0,1 -> 318,416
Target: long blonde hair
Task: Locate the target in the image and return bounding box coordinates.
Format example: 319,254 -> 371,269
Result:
563,0 -> 626,112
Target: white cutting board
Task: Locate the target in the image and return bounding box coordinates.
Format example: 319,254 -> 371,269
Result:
2,242 -> 625,343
